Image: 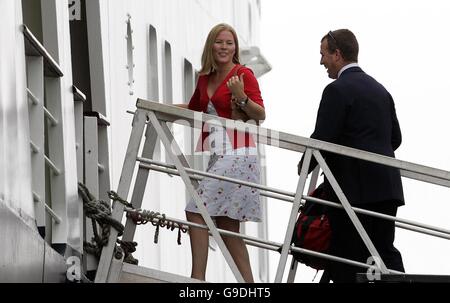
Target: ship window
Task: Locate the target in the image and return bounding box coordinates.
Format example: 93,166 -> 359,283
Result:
183,59 -> 194,104
148,25 -> 159,101
147,25 -> 161,163
162,41 -> 173,165
182,59 -> 204,203
163,40 -> 173,104
126,14 -> 135,95
183,58 -> 195,158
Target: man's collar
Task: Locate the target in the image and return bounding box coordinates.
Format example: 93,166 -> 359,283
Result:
338,63 -> 359,78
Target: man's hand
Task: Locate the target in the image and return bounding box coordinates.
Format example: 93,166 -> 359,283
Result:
297,159 -> 303,176
298,156 -> 319,176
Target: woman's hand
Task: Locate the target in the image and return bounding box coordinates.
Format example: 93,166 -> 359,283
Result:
228,73 -> 266,122
227,74 -> 246,101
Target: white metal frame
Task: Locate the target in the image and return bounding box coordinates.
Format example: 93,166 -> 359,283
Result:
275,149 -> 312,282
121,123 -> 158,243
95,99 -> 450,283
95,109 -> 148,282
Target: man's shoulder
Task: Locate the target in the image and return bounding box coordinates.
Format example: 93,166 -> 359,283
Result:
337,68 -> 381,87
325,78 -> 346,92
333,69 -> 392,101
321,81 -> 347,102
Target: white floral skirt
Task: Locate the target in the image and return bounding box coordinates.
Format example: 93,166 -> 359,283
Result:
185,150 -> 261,222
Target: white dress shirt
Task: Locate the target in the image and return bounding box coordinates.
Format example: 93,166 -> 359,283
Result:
338,62 -> 359,78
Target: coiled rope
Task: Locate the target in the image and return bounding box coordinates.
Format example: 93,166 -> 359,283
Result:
78,183 -> 188,266
78,183 -> 137,264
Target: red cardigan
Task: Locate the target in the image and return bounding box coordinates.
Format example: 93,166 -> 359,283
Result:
188,65 -> 264,151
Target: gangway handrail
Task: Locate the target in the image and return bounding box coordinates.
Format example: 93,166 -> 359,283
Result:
124,208 -> 403,274
96,99 -> 450,283
137,157 -> 450,239
133,99 -> 449,281
136,99 -> 450,187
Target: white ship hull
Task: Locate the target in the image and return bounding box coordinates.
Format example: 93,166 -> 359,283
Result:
0,0 -> 270,283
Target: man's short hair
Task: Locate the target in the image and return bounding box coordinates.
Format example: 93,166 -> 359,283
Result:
322,29 -> 359,62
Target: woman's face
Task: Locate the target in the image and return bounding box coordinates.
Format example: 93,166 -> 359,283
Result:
213,30 -> 236,66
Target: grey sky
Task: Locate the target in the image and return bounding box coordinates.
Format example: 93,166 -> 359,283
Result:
259,0 -> 450,282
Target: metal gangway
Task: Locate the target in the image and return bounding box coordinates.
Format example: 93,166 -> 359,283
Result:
94,99 -> 450,283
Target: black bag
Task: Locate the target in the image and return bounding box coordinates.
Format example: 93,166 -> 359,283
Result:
291,183 -> 331,270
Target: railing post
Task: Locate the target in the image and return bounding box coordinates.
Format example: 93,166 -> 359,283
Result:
287,165 -> 320,282
275,148 -> 312,282
95,109 -> 147,283
312,150 -> 389,274
122,124 -> 158,242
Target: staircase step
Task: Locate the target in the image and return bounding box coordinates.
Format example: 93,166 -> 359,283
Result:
119,263 -> 205,283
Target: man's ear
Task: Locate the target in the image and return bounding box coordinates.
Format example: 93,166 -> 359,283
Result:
335,49 -> 344,62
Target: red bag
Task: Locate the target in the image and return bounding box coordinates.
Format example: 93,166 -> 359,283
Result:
291,184 -> 331,270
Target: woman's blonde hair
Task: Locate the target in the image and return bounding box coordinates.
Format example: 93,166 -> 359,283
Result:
200,23 -> 240,75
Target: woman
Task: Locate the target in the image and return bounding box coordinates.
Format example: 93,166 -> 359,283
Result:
177,23 -> 265,282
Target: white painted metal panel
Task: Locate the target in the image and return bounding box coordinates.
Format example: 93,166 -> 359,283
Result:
0,0 -> 34,220
1,0 -> 267,283
0,202 -> 44,282
84,116 -> 100,272
73,86 -> 85,254
86,0 -> 268,282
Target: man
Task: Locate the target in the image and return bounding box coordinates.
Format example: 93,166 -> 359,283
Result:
299,29 -> 405,282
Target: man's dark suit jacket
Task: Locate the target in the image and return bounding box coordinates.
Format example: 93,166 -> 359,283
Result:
305,66 -> 404,206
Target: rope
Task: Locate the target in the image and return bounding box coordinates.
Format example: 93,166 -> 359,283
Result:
117,239 -> 138,265
78,182 -> 125,258
108,190 -> 133,208
126,209 -> 188,245
79,185 -> 187,265
108,190 -> 188,245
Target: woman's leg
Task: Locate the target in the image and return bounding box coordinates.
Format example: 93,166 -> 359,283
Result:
216,216 -> 254,283
186,211 -> 209,280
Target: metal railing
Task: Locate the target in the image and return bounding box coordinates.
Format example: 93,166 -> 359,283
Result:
95,99 -> 450,283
